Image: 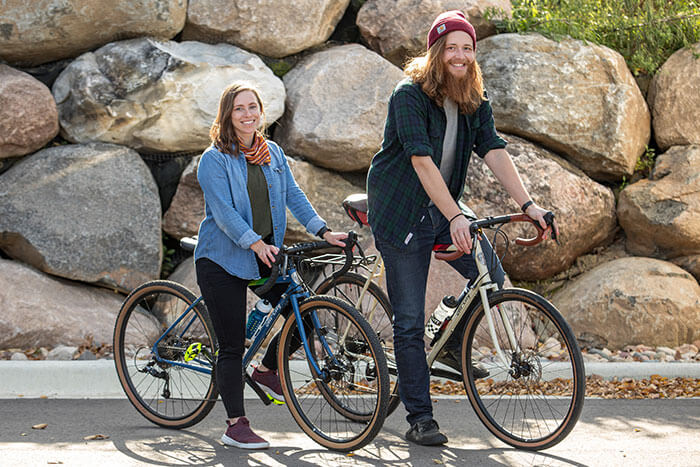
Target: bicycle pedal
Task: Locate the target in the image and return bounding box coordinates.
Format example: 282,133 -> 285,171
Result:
184,342 -> 202,362
266,393 -> 285,405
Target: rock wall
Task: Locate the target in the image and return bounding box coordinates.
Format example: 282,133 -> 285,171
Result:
0,2 -> 697,349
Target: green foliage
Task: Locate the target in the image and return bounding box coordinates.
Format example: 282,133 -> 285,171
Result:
489,0 -> 700,75
266,59 -> 293,78
635,145 -> 657,177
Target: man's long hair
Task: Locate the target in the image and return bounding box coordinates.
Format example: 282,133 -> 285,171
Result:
210,82 -> 267,156
404,35 -> 485,114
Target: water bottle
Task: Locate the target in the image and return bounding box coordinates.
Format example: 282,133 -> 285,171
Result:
245,299 -> 272,339
425,295 -> 458,341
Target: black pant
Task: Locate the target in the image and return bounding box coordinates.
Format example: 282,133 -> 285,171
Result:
195,257 -> 288,418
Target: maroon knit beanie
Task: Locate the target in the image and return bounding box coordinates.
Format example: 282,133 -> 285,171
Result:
427,10 -> 477,51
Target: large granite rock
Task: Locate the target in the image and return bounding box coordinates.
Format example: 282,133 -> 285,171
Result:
0,65 -> 59,159
0,259 -> 133,348
357,0 -> 511,66
182,0 -> 350,58
0,143 -> 161,291
162,153 -> 361,243
647,42 -> 700,150
275,44 -> 403,172
53,38 -> 285,153
552,257 -> 700,349
479,33 -> 650,182
618,145 -> 700,259
463,134 -> 617,280
0,0 -> 186,66
284,158 -> 365,243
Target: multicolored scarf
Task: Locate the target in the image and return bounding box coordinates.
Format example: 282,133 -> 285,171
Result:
238,132 -> 271,165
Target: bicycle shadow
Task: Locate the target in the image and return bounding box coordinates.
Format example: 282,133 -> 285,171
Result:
109,424 -> 586,467
110,427 -> 327,466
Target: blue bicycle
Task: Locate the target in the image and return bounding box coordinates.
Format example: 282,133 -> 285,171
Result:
113,232 -> 390,451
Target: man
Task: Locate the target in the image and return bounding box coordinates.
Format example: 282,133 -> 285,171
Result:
367,11 -> 557,446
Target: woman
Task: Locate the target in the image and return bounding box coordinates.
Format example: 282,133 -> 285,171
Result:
194,83 -> 347,449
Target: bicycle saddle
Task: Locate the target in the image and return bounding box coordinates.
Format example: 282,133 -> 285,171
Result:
342,193 -> 369,227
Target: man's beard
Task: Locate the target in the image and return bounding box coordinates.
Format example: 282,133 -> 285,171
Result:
442,61 -> 475,107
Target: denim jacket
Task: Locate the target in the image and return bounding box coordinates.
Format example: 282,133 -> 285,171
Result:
194,140 -> 326,280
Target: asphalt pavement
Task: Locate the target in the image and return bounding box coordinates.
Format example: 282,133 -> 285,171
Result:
1,397 -> 699,466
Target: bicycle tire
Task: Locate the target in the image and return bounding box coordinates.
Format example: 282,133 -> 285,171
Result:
315,272 -> 401,416
114,280 -> 218,429
278,295 -> 389,451
461,288 -> 585,450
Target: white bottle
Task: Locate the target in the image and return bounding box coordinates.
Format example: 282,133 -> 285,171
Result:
425,296 -> 458,341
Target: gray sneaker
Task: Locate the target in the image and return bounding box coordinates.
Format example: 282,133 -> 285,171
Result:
405,419 -> 448,446
436,348 -> 490,379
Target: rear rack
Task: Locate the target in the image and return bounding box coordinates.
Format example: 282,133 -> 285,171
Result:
302,253 -> 378,272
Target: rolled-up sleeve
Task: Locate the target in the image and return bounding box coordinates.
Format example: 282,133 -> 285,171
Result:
473,94 -> 507,158
392,87 -> 433,159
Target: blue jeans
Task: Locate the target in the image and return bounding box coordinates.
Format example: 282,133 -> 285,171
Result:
374,206 -> 479,425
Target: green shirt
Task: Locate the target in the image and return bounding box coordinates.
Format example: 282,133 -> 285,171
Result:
246,162 -> 273,240
367,78 -> 507,247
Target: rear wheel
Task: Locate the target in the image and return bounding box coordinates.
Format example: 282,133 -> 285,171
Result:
113,280 -> 218,429
462,288 -> 585,450
315,272 -> 401,416
278,295 -> 389,452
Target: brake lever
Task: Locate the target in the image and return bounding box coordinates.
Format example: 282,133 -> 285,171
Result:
543,211 -> 559,245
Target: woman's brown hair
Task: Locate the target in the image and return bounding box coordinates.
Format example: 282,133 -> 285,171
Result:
210,83 -> 267,156
404,35 -> 485,114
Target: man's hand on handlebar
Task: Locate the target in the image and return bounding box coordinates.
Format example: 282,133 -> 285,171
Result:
450,214 -> 474,254
524,203 -> 560,241
323,230 -> 348,248
251,239 -> 279,268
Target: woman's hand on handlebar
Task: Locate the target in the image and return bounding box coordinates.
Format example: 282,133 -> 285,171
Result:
450,214 -> 473,253
524,203 -> 560,240
323,230 -> 348,248
251,239 -> 279,268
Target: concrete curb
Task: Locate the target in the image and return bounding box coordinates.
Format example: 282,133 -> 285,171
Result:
1,360 -> 698,399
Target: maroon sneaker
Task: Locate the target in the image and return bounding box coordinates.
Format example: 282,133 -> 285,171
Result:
252,367 -> 285,403
221,417 -> 269,449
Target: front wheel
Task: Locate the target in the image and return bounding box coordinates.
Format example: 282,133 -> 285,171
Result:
462,288 -> 585,450
278,295 -> 389,452
113,280 -> 218,429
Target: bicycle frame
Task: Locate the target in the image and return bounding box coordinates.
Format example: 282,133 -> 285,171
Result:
427,233 -> 522,371
147,262 -> 342,383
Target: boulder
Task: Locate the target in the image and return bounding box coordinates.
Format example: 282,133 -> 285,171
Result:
182,0 -> 350,58
463,134 -> 617,280
0,143 -> 161,291
551,257 -> 700,350
0,65 -> 59,159
478,33 -> 650,182
0,0 -> 186,66
53,38 -> 285,153
618,145 -> 700,259
647,42 -> 700,150
163,156 -> 204,240
357,0 -> 511,66
0,259 -> 133,348
275,44 -> 404,172
162,153 -> 362,243
284,158 -> 367,243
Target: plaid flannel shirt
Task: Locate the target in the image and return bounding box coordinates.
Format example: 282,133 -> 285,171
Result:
367,78 -> 507,248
